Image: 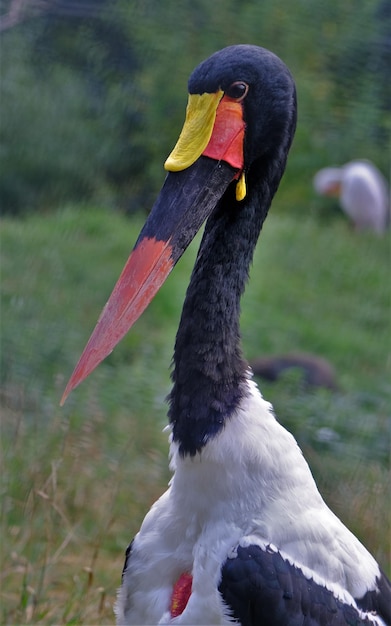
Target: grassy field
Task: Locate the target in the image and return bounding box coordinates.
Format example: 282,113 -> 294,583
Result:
1,205 -> 390,624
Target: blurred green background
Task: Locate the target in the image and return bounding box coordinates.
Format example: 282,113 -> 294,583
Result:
1,1 -> 390,624
1,0 -> 389,215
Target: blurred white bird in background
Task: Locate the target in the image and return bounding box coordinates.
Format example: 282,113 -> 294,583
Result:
313,160 -> 390,233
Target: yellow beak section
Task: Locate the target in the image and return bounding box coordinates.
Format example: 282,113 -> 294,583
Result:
164,91 -> 223,172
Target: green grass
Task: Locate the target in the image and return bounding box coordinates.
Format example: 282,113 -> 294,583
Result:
1,205 -> 390,624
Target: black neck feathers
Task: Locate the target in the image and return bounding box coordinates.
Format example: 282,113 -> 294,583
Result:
168,155 -> 286,456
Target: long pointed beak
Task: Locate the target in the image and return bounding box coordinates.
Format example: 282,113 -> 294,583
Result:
61,88 -> 246,404
61,158 -> 238,404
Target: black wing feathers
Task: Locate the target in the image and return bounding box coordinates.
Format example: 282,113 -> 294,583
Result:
219,544 -> 379,626
121,539 -> 133,580
357,571 -> 391,626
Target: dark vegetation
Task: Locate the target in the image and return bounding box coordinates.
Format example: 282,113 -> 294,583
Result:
0,0 -> 390,215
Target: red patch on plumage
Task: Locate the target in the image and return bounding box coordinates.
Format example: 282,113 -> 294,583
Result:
202,95 -> 245,170
170,573 -> 193,617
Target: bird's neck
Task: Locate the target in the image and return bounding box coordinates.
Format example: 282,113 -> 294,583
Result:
168,171 -> 275,456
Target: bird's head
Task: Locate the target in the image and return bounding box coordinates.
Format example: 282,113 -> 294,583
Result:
166,45 -> 296,204
61,45 -> 296,404
189,45 -> 296,165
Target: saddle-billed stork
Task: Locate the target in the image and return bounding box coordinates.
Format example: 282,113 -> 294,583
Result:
61,45 -> 391,625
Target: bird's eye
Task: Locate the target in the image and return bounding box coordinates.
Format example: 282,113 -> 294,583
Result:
226,81 -> 249,101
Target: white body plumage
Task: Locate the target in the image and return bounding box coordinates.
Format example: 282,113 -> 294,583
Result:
116,378 -> 383,625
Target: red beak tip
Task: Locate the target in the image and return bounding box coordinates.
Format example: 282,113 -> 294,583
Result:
59,393 -> 67,407
60,383 -> 73,406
